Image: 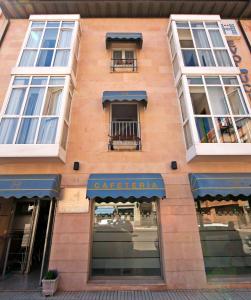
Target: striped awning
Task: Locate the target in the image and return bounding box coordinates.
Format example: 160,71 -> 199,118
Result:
86,173 -> 166,201
106,32 -> 143,49
102,91 -> 147,107
189,173 -> 251,201
0,174 -> 61,199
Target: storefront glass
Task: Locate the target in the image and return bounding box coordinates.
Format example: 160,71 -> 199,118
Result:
196,199 -> 251,281
92,200 -> 161,276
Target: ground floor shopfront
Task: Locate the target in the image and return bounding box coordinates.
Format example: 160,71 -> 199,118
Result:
1,173 -> 251,291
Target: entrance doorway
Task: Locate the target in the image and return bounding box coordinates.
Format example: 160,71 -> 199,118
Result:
0,199 -> 55,290
92,200 -> 162,277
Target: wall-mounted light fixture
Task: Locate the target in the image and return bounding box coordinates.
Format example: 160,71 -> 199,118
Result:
73,161 -> 80,171
171,161 -> 178,170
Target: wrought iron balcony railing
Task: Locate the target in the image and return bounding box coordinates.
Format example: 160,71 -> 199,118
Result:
111,59 -> 137,72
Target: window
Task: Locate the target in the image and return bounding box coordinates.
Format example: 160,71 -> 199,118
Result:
19,21 -> 76,67
185,75 -> 251,144
0,75 -> 72,145
174,21 -> 233,67
111,49 -> 136,72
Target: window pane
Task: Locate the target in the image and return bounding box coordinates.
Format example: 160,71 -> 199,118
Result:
235,117 -> 251,143
41,28 -> 58,48
173,55 -> 179,77
176,22 -> 189,28
222,77 -> 238,85
0,118 -> 18,144
62,21 -> 75,28
113,50 -> 122,60
49,77 -> 65,85
182,50 -> 199,66
19,50 -> 37,66
37,118 -> 58,144
209,30 -> 224,47
24,87 -> 45,115
53,50 -> 70,66
187,77 -> 203,85
16,118 -> 38,144
46,22 -> 60,28
184,122 -> 193,149
190,86 -> 210,115
13,77 -> 30,85
31,22 -> 45,28
205,22 -> 219,28
61,122 -> 68,149
205,77 -> 221,85
26,29 -> 43,48
43,87 -> 63,115
179,93 -> 187,121
36,50 -> 54,66
214,50 -> 232,66
31,77 -> 48,85
191,22 -> 204,28
215,117 -> 238,142
225,87 -> 248,115
65,93 -> 72,122
58,29 -> 73,48
197,200 -> 251,281
193,29 -> 210,48
170,36 -> 176,57
198,50 -> 216,66
5,88 -> 26,115
207,86 -> 229,115
195,117 -> 217,143
178,29 -> 194,48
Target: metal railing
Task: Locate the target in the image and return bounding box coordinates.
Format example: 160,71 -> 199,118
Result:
111,59 -> 137,72
109,121 -> 141,150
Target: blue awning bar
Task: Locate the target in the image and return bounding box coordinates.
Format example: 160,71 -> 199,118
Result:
86,173 -> 166,200
189,173 -> 251,201
0,174 -> 61,199
106,32 -> 143,49
102,91 -> 147,107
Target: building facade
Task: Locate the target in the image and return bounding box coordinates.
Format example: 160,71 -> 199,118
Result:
0,0 -> 251,291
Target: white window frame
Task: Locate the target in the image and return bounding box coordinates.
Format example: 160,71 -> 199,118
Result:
0,74 -> 73,162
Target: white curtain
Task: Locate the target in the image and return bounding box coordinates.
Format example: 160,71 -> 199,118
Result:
26,29 -> 43,48
5,88 -> 26,115
209,30 -> 224,47
198,50 -> 215,66
24,87 -> 45,115
0,118 -> 18,144
16,118 -> 38,144
54,50 -> 70,66
58,29 -> 73,48
214,50 -> 232,66
207,86 -> 229,115
192,29 -> 210,48
37,117 -> 58,144
19,50 -> 37,67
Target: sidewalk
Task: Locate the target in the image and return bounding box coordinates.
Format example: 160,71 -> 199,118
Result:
0,290 -> 251,300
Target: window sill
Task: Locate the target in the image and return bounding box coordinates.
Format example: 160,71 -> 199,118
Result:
11,66 -> 72,76
187,143 -> 251,162
0,144 -> 66,162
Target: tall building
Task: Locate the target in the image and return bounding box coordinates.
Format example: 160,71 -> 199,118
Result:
0,0 -> 251,291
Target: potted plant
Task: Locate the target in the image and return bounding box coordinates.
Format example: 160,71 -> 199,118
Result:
42,270 -> 59,296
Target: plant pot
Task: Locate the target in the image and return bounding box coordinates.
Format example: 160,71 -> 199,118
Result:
42,276 -> 59,296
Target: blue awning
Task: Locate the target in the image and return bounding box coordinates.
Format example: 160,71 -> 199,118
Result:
86,173 -> 166,200
0,174 -> 61,199
106,32 -> 143,49
102,91 -> 147,107
189,173 -> 251,201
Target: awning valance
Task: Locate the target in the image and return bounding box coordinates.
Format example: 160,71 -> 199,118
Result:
86,173 -> 166,200
189,173 -> 251,201
106,32 -> 143,49
102,91 -> 147,107
0,174 -> 61,199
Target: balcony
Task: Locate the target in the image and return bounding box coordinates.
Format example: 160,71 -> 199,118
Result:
111,58 -> 137,72
109,121 -> 141,151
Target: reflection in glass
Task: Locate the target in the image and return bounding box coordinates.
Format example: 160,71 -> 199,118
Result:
184,122 -> 193,149
190,86 -> 210,115
92,201 -> 161,276
182,50 -> 199,66
53,50 -> 70,66
179,93 -> 187,121
24,87 -> 45,115
196,199 -> 251,281
225,87 -> 248,115
16,118 -> 38,144
235,117 -> 251,143
178,29 -> 194,48
214,50 -> 232,66
195,117 -> 217,143
215,117 -> 238,143
58,30 -> 73,48
26,30 -> 43,48
36,50 -> 54,67
209,30 -> 224,47
43,87 -> 63,115
41,28 -> 58,48
198,50 -> 215,66
19,50 -> 37,66
5,88 -> 26,115
193,29 -> 210,48
0,118 -> 18,144
37,118 -> 58,144
207,86 -> 229,115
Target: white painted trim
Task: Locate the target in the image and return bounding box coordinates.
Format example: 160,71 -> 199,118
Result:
180,66 -> 240,75
170,14 -> 221,22
29,15 -> 80,21
11,67 -> 72,76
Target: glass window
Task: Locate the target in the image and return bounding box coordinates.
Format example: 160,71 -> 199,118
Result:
205,22 -> 219,28
41,28 -> 58,48
184,122 -> 193,149
26,30 -> 43,48
196,199 -> 251,281
209,30 -> 225,47
176,22 -> 189,28
37,117 -> 58,144
190,86 -> 210,115
92,201 -> 161,277
19,50 -> 37,67
187,77 -> 203,85
182,50 -> 199,66
23,87 -> 45,115
235,117 -> 251,143
57,30 -> 73,48
198,50 -> 215,67
31,77 -> 48,85
195,117 -> 217,143
225,87 -> 248,115
36,50 -> 54,67
49,77 -> 65,85
193,29 -> 210,48
179,93 -> 188,121
5,88 -> 26,115
0,118 -> 18,144
13,77 -> 30,85
222,77 -> 238,85
178,29 -> 194,48
43,87 -> 63,115
205,77 -> 221,85
214,50 -> 232,67
16,118 -> 38,144
191,22 -> 204,28
215,117 -> 238,143
61,122 -> 68,149
207,86 -> 229,115
54,50 -> 70,66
